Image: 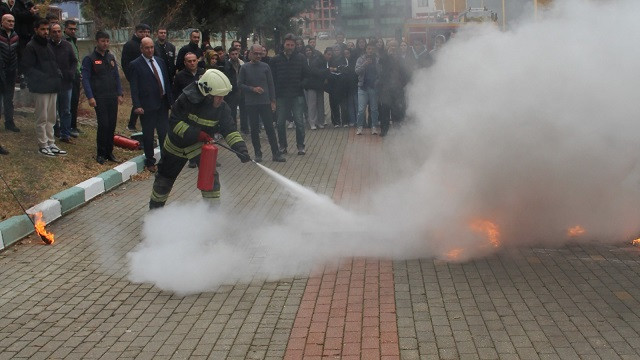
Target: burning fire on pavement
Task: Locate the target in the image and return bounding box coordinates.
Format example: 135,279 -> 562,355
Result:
34,212 -> 54,245
445,219 -> 501,261
567,225 -> 586,238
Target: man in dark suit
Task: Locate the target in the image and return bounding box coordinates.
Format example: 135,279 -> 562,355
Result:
121,23 -> 149,131
129,37 -> 173,172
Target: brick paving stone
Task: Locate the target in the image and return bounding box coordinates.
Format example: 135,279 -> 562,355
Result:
395,244 -> 640,359
3,126 -> 640,359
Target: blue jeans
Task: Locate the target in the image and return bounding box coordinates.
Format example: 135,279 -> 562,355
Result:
57,88 -> 72,139
276,96 -> 305,149
357,87 -> 378,128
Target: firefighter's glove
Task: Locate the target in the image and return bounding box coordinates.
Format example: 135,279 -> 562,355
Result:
240,152 -> 251,163
198,131 -> 213,143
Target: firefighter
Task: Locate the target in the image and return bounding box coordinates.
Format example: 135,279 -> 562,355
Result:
149,69 -> 251,209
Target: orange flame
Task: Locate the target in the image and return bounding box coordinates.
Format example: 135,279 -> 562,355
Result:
470,220 -> 500,247
633,238 -> 640,247
446,248 -> 464,260
34,212 -> 54,245
567,225 -> 585,238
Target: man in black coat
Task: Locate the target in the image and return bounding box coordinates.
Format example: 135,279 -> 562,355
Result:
10,0 -> 37,88
23,18 -> 66,156
223,46 -> 243,124
121,23 -> 150,131
129,37 -> 173,172
304,45 -> 329,130
172,52 -> 203,100
0,14 -> 19,132
176,30 -> 203,72
154,27 -> 176,79
64,19 -> 81,137
50,23 -> 77,144
270,33 -> 309,155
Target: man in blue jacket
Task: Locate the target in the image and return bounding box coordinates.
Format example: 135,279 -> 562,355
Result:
129,37 -> 173,172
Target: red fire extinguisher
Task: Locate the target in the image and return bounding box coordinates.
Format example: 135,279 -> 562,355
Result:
113,135 -> 140,150
197,143 -> 218,191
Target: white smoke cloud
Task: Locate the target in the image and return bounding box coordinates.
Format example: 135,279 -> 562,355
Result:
129,0 -> 640,293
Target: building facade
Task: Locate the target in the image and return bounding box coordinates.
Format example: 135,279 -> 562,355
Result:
335,0 -> 412,39
298,0 -> 338,38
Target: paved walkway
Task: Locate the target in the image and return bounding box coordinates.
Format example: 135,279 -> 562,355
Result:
1,127 -> 640,359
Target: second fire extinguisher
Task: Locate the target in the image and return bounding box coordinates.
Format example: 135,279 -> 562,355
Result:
197,143 -> 218,191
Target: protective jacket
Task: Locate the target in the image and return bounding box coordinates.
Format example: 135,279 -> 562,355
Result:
81,49 -> 123,99
164,81 -> 248,161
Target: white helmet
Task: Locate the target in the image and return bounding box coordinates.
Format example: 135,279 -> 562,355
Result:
197,69 -> 232,96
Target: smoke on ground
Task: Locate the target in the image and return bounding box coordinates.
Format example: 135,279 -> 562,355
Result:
129,0 -> 640,294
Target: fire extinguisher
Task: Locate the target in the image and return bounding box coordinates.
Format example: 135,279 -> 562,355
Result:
113,135 -> 140,150
197,143 -> 218,191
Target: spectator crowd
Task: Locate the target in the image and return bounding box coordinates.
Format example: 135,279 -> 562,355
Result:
0,1 -> 442,165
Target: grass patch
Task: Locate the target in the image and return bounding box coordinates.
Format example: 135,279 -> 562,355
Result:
0,88 -> 145,220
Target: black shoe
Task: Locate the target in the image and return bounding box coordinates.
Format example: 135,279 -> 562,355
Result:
188,161 -> 197,168
0,145 -> 8,155
273,154 -> 286,162
254,155 -> 263,163
96,155 -> 106,164
5,125 -> 20,132
297,146 -> 305,155
106,154 -> 121,163
279,147 -> 288,154
70,128 -> 79,138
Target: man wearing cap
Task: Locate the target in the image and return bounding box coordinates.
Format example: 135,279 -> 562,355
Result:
121,23 -> 150,131
129,37 -> 173,172
148,69 -> 251,209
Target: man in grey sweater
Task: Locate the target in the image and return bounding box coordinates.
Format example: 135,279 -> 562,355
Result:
238,44 -> 285,163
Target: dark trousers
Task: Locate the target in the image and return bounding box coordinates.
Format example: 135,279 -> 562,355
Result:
379,95 -> 405,133
239,95 -> 249,133
95,97 -> 118,157
329,90 -> 348,126
151,151 -> 220,208
70,73 -> 80,129
1,70 -> 15,128
226,94 -> 239,126
247,104 -> 279,157
128,108 -> 140,128
140,98 -> 169,166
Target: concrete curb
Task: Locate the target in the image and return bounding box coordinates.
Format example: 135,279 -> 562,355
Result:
0,150 -> 159,249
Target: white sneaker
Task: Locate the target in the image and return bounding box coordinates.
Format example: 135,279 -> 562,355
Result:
39,146 -> 56,157
371,127 -> 379,135
311,125 -> 317,130
48,144 -> 67,156
356,127 -> 363,135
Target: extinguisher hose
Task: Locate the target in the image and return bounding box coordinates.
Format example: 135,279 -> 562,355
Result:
212,141 -> 255,164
